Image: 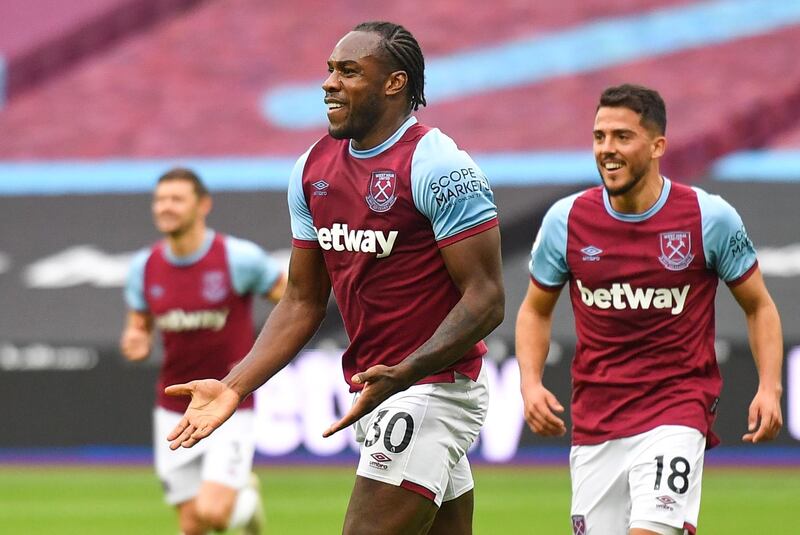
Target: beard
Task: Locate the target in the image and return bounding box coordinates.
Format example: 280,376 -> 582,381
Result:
327,93 -> 383,142
599,160 -> 648,197
155,212 -> 197,238
165,224 -> 192,239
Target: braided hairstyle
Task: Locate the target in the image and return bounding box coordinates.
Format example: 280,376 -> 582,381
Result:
353,21 -> 427,111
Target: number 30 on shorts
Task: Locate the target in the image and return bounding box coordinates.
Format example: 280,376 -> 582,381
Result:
653,455 -> 691,494
364,409 -> 415,454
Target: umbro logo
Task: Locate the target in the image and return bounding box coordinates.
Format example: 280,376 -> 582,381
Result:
312,180 -> 329,196
655,495 -> 676,511
580,245 -> 602,261
369,452 -> 392,471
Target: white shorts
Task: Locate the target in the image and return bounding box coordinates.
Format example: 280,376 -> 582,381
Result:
570,425 -> 705,535
354,366 -> 489,507
153,407 -> 256,505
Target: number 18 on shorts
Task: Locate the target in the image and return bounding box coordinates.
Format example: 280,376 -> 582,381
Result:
570,425 -> 706,534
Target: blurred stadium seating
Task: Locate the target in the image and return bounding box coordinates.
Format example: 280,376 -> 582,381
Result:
0,0 -> 206,105
1,0 -> 798,460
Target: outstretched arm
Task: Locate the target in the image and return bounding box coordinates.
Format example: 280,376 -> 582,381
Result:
729,267 -> 784,443
167,246 -> 331,449
515,281 -> 566,437
323,226 -> 504,437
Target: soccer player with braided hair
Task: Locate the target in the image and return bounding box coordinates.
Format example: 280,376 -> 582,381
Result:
166,21 -> 504,534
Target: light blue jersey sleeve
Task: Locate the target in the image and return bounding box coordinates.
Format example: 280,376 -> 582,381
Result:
410,129 -> 497,243
124,248 -> 150,311
224,236 -> 283,296
693,187 -> 758,283
288,146 -> 317,242
529,193 -> 579,288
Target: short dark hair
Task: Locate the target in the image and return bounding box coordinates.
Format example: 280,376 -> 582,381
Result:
156,167 -> 209,198
598,84 -> 666,135
353,21 -> 427,111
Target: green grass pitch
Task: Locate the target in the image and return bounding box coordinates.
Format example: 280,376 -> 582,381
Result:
0,465 -> 797,534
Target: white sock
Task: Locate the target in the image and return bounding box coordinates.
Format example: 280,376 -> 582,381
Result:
227,486 -> 259,529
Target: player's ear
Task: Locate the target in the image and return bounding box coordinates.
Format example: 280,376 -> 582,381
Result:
199,194 -> 212,216
651,135 -> 666,159
385,70 -> 408,98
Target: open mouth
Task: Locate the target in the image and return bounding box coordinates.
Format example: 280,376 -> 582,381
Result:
602,160 -> 625,175
325,100 -> 347,118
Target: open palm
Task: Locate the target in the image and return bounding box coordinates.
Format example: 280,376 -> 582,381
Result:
164,379 -> 241,450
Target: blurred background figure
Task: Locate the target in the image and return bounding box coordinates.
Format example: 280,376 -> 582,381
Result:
121,168 -> 284,534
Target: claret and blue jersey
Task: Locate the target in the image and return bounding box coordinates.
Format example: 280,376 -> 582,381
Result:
530,178 -> 758,447
288,116 -> 498,391
125,230 -> 283,411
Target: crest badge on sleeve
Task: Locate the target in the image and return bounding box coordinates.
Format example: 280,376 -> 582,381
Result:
571,515 -> 586,535
365,170 -> 398,213
201,270 -> 228,302
658,231 -> 694,271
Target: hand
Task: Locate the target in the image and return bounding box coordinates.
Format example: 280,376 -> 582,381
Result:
120,327 -> 151,361
164,379 -> 241,450
521,382 -> 566,437
322,365 -> 408,438
742,387 -> 783,443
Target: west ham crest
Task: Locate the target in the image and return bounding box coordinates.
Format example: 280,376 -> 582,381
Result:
365,170 -> 398,213
658,231 -> 694,271
571,515 -> 586,535
149,284 -> 165,299
202,270 -> 228,302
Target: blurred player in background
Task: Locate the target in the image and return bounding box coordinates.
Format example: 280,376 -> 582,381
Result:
120,167 -> 285,535
516,84 -> 783,535
165,21 -> 504,535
